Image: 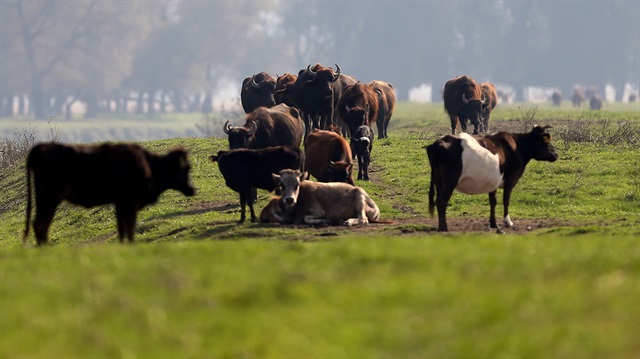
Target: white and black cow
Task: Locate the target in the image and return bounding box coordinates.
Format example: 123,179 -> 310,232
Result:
425,126 -> 558,232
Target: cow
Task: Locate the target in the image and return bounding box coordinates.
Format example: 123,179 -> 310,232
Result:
337,82 -> 379,150
443,75 -> 487,135
368,80 -> 396,139
351,125 -> 374,181
292,64 -> 357,134
425,125 -> 558,232
590,94 -> 603,110
304,129 -> 354,185
209,146 -> 303,223
223,103 -> 304,150
551,90 -> 563,106
22,143 -> 195,245
572,86 -> 585,108
240,72 -> 277,114
274,73 -> 298,108
480,83 -> 498,132
266,169 -> 380,226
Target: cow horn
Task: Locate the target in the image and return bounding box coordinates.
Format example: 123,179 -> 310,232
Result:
251,74 -> 260,89
306,64 -> 317,78
462,93 -> 470,104
481,94 -> 486,104
332,64 -> 341,81
246,119 -> 258,136
223,120 -> 233,134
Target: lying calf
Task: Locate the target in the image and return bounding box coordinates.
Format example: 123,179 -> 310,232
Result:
263,169 -> 380,226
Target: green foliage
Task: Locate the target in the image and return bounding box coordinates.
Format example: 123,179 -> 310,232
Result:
1,105 -> 639,357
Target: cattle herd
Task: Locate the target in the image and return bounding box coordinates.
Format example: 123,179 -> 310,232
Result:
21,64 -> 560,246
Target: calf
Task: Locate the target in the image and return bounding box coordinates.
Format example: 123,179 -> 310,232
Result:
268,169 -> 380,226
425,126 -> 558,232
304,129 -> 354,185
351,125 -> 374,181
23,143 -> 195,245
209,146 -> 303,223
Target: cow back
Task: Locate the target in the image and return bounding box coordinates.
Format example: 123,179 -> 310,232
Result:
304,130 -> 353,184
245,104 -> 304,149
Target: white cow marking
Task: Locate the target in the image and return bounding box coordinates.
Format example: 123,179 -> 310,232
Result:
456,133 -> 503,195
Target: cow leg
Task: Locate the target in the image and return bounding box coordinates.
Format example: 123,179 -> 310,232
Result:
115,203 -> 137,243
251,187 -> 258,204
450,115 -> 459,134
377,118 -> 384,139
238,193 -> 247,223
488,190 -> 499,229
502,186 -> 514,228
33,198 -> 61,246
436,184 -> 454,232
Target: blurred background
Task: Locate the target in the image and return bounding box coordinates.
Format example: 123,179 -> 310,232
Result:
1,1 -> 638,130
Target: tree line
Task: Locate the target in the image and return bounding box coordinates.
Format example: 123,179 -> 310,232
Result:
1,0 -> 638,120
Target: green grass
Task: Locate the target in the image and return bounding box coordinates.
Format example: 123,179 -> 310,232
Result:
1,103 -> 639,357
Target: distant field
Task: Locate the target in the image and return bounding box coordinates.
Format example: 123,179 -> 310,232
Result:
1,101 -> 638,143
1,104 -> 639,357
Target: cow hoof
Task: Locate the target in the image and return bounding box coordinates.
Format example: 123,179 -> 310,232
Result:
496,228 -> 505,234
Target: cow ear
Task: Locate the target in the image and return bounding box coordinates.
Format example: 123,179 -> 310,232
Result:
542,133 -> 552,143
208,155 -> 218,163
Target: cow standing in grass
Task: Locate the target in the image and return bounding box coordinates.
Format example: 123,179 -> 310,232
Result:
425,126 -> 558,232
304,129 -> 354,185
368,80 -> 396,139
23,143 -> 195,245
443,75 -> 486,134
351,125 -> 374,181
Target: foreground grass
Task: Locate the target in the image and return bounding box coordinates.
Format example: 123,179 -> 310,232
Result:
1,104 -> 639,357
1,234 -> 638,358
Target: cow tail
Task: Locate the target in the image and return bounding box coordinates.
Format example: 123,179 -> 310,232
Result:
426,144 -> 436,218
22,156 -> 33,245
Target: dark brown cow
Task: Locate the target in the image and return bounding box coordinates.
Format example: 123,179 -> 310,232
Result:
292,64 -> 357,134
337,82 -> 379,145
443,75 -> 487,135
23,143 -> 195,245
551,90 -> 563,106
223,103 -> 304,150
351,125 -> 374,181
480,83 -> 498,132
425,126 -> 558,232
572,86 -> 585,108
304,129 -> 354,185
368,80 -> 396,139
240,72 -> 277,114
274,73 -> 298,108
209,146 -> 303,223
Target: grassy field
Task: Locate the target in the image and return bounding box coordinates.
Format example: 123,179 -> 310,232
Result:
1,103 -> 639,357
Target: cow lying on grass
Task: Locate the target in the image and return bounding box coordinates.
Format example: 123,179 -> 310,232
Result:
261,169 -> 380,226
209,146 -> 303,223
425,125 -> 558,232
23,143 -> 195,245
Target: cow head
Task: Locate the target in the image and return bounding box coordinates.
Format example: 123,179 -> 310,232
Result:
524,126 -> 559,162
272,169 -> 307,214
165,148 -> 196,196
245,73 -> 276,107
223,120 -> 258,149
274,73 -> 298,106
461,92 -> 486,130
351,125 -> 373,158
328,160 -> 353,183
301,64 -> 341,98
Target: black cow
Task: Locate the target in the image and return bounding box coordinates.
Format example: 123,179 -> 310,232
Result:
223,103 -> 304,150
274,73 -> 298,108
23,143 -> 195,245
480,82 -> 498,132
240,72 -> 277,114
209,146 -> 303,223
443,75 -> 487,134
425,126 -> 558,232
351,125 -> 374,181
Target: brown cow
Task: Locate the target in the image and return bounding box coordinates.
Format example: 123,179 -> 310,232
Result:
572,85 -> 585,108
337,82 -> 379,143
240,72 -> 277,114
443,75 -> 486,134
368,80 -> 396,139
425,126 -> 558,232
274,73 -> 298,108
551,90 -> 562,106
590,94 -> 603,110
223,103 -> 304,150
304,129 -> 354,185
23,143 -> 195,245
480,83 -> 498,132
266,169 -> 380,225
